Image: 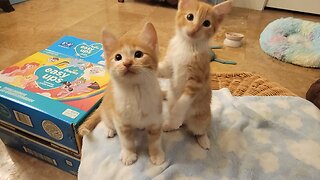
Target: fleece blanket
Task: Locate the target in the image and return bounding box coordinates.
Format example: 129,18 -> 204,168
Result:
78,88 -> 320,180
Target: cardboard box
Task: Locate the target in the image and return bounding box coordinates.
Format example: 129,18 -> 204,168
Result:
0,122 -> 80,175
0,36 -> 109,154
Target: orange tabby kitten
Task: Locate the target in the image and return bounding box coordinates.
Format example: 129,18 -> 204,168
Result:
158,0 -> 232,150
78,23 -> 165,166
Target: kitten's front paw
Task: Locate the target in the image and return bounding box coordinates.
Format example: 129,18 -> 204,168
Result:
162,120 -> 180,132
150,150 -> 165,165
162,123 -> 179,132
196,134 -> 210,150
120,150 -> 138,166
104,127 -> 116,138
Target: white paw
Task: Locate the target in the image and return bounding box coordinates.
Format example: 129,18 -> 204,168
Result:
120,151 -> 138,166
150,150 -> 165,165
78,126 -> 91,136
196,134 -> 210,150
104,128 -> 116,138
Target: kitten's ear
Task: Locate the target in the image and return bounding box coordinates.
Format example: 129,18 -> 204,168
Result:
139,22 -> 158,51
212,0 -> 232,24
101,29 -> 118,59
178,0 -> 197,10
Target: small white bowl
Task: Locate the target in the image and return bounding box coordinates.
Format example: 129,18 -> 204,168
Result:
223,38 -> 242,48
225,32 -> 244,41
224,32 -> 244,48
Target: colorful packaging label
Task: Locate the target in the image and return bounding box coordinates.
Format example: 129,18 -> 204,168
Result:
45,35 -> 105,65
0,36 -> 109,112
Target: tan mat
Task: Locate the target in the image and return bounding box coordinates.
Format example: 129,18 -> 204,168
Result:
211,72 -> 296,96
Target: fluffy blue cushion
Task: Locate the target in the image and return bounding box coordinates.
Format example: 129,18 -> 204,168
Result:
260,17 -> 320,68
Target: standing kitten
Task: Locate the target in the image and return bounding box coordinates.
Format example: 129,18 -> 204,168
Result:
78,23 -> 165,165
159,0 -> 232,150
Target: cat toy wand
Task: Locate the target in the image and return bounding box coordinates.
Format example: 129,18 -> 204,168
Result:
209,46 -> 237,65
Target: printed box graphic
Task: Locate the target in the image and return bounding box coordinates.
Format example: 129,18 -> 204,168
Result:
0,36 -> 109,155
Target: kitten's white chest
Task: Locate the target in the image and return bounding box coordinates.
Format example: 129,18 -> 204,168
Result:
114,82 -> 161,128
169,36 -> 195,65
167,35 -> 207,94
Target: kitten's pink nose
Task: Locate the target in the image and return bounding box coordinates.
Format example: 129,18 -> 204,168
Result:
123,61 -> 133,68
188,26 -> 200,37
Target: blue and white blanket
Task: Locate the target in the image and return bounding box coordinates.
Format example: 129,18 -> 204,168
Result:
78,88 -> 320,180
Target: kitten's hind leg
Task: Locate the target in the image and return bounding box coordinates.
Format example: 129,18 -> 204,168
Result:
196,133 -> 210,150
186,111 -> 211,150
147,124 -> 165,165
103,126 -> 117,138
78,108 -> 101,136
102,112 -> 117,138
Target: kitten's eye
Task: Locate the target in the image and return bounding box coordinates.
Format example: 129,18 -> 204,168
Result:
134,51 -> 143,58
186,13 -> 194,21
203,20 -> 211,27
115,54 -> 122,61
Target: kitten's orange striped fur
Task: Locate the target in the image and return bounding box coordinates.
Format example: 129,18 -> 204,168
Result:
78,23 -> 165,165
158,0 -> 232,150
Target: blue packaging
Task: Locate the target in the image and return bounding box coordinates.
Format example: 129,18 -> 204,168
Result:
0,122 -> 80,175
0,36 -> 109,155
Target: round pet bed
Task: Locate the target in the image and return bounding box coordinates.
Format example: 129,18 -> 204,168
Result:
260,17 -> 320,68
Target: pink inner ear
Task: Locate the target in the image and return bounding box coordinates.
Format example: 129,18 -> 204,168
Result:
139,23 -> 158,50
179,0 -> 197,10
101,30 -> 118,59
212,1 -> 232,24
213,0 -> 232,16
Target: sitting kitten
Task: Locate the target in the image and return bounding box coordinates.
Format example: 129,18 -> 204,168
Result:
78,23 -> 165,166
158,0 -> 232,150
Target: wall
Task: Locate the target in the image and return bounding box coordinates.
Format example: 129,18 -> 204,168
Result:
232,0 -> 267,10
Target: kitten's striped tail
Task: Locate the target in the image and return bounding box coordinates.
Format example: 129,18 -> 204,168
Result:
78,108 -> 101,136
